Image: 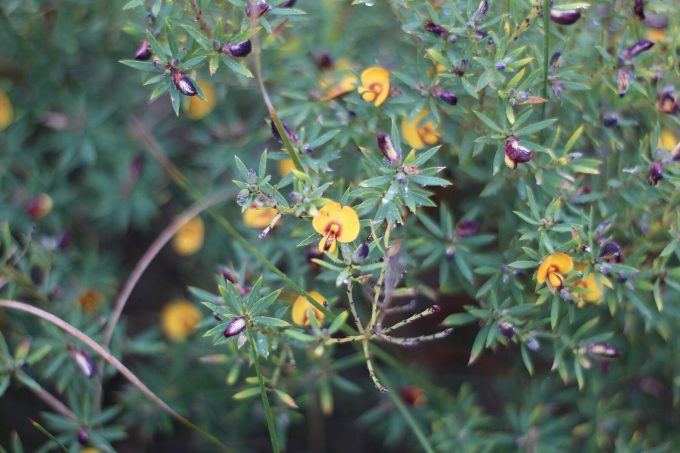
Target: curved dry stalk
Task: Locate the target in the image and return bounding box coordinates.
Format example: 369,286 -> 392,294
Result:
29,385 -> 77,421
0,300 -> 181,419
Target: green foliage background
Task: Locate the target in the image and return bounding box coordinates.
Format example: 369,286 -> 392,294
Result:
1,0 -> 680,451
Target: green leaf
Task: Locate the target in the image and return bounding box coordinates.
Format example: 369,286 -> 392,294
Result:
233,387 -> 261,400
473,111 -> 504,133
253,316 -> 290,328
119,59 -> 159,72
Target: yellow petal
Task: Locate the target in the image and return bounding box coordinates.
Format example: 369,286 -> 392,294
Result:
401,110 -> 429,150
337,205 -> 360,242
277,159 -> 296,177
0,90 -> 13,130
172,217 -> 205,255
185,79 -> 217,120
658,129 -> 678,151
312,201 -> 342,234
537,252 -> 574,284
548,272 -> 564,288
318,231 -> 338,254
243,207 -> 279,228
322,74 -> 358,101
161,299 -> 202,342
358,66 -> 390,107
646,28 -> 666,43
292,291 -> 326,326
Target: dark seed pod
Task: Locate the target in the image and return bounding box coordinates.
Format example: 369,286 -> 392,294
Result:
377,132 -> 402,165
602,114 -> 619,127
171,70 -> 198,96
278,0 -> 296,6
617,67 -> 631,97
620,39 -> 654,60
550,9 -> 581,25
647,160 -> 664,186
77,427 -> 90,445
425,22 -> 448,37
599,241 -> 622,263
549,51 -> 562,69
471,0 -> 489,24
246,0 -> 271,18
271,120 -> 299,144
352,242 -> 370,263
57,229 -> 72,250
314,52 -> 333,70
70,348 -> 95,378
445,245 -> 456,261
134,38 -> 152,60
498,320 -> 516,339
432,86 -> 458,105
634,0 -> 645,20
504,136 -> 533,169
456,219 -> 480,238
657,86 -> 678,115
585,342 -> 621,359
224,317 -> 247,338
222,39 -> 252,58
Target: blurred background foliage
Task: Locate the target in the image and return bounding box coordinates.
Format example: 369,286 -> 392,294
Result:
1,0 -> 680,451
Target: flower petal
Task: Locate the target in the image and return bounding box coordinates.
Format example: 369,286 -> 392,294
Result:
401,109 -> 432,150
172,217 -> 205,256
537,252 -> 573,284
336,206 -> 360,242
243,207 -> 279,228
312,201 -> 342,234
292,291 -> 326,326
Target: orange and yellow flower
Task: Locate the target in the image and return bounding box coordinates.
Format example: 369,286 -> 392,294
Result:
401,109 -> 440,150
184,79 -> 217,120
357,67 -> 390,107
243,207 -> 279,228
657,129 -> 677,151
277,159 -> 296,177
0,90 -> 13,130
536,253 -> 574,290
172,217 -> 205,256
160,299 -> 202,342
292,291 -> 326,326
312,201 -> 360,254
78,289 -> 104,313
571,265 -> 612,307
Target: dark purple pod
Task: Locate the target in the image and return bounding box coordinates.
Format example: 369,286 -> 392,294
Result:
271,120 -> 299,144
171,70 -> 198,96
602,114 -> 619,127
599,241 -> 622,263
222,39 -> 252,58
246,0 -> 271,18
634,0 -> 645,20
498,320 -> 516,339
549,51 -> 562,69
278,0 -> 296,6
617,67 -> 631,97
657,86 -> 678,115
314,52 -> 333,70
352,243 -> 369,262
504,136 -> 533,169
57,229 -> 72,250
77,427 -> 90,445
456,219 -> 480,237
647,160 -> 664,186
377,132 -> 401,165
472,0 -> 489,23
620,39 -> 654,60
134,38 -> 152,60
550,9 -> 581,25
432,86 -> 458,105
425,22 -> 448,37
224,317 -> 247,338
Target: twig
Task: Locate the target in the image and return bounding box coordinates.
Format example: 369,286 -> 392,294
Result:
377,329 -> 454,346
345,279 -> 364,334
190,0 -> 211,35
382,305 -> 441,334
362,339 -> 386,393
29,385 -> 77,422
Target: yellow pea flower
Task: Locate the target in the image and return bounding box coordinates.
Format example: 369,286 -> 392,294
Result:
536,253 -> 574,289
184,79 -> 217,120
243,207 -> 279,228
657,129 -> 677,151
571,265 -> 613,307
357,66 -> 390,107
646,28 -> 666,43
319,58 -> 359,101
277,159 -> 296,177
312,201 -> 360,254
401,109 -> 440,150
160,299 -> 202,342
172,217 -> 205,256
292,291 -> 326,326
78,289 -> 104,313
0,90 -> 13,130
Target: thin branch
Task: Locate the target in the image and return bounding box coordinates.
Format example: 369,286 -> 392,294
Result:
29,385 -> 77,421
190,0 -> 211,35
382,305 -> 441,334
377,328 -> 454,346
345,279 -> 364,334
362,339 -> 386,393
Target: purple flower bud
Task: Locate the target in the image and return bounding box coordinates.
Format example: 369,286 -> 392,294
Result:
445,245 -> 456,261
352,243 -> 369,262
70,348 -> 95,378
599,241 -> 622,263
222,39 -> 252,58
77,427 -> 89,445
634,0 -> 645,20
171,70 -> 198,96
432,86 -> 458,105
498,320 -> 515,339
657,86 -> 678,115
550,9 -> 581,25
602,114 -> 619,127
456,220 -> 480,237
246,1 -> 271,18
620,39 -> 654,60
585,342 -> 621,359
224,317 -> 247,338
504,136 -> 533,169
495,61 -> 507,71
377,132 -> 401,165
617,67 -> 631,97
134,38 -> 152,60
425,22 -> 448,37
57,229 -> 72,250
472,0 -> 489,23
278,0 -> 296,7
271,120 -> 299,144
648,160 -> 664,186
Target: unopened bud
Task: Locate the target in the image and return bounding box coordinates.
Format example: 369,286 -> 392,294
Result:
278,0 -> 296,6
432,86 -> 458,105
352,243 -> 369,262
246,0 -> 270,18
620,39 -> 654,60
425,22 -> 448,37
498,320 -> 516,339
271,120 -> 299,144
634,0 -> 645,20
224,317 -> 247,338
599,241 -> 622,263
134,38 -> 152,60
550,9 -> 581,25
222,39 -> 252,58
456,219 -> 480,237
376,132 -> 401,165
171,70 -> 198,96
504,136 -> 533,169
70,348 -> 95,378
657,86 -> 678,115
647,160 -> 664,186
617,67 -> 631,97
25,194 -> 53,219
602,114 -> 619,127
77,427 -> 89,445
